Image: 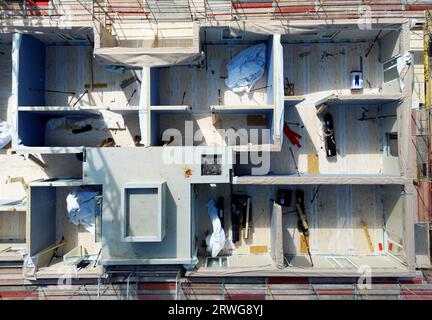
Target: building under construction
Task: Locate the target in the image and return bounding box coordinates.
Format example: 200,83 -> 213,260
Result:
1,0 -> 432,300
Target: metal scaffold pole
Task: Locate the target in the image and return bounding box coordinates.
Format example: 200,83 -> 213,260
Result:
425,11 -> 432,220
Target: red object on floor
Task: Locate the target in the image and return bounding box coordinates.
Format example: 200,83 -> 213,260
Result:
378,243 -> 383,251
283,122 -> 302,148
388,243 -> 393,251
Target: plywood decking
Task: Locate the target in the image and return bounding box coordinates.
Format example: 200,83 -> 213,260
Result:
195,184 -> 273,257
283,42 -> 382,96
196,184 -> 391,260
270,103 -> 399,175
159,113 -> 269,146
157,44 -> 269,111
0,210 -> 25,242
45,113 -> 140,147
283,185 -> 383,256
45,46 -> 141,107
0,153 -> 80,203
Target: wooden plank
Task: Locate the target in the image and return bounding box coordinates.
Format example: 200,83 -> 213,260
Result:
307,154 -> 319,174
247,115 -> 267,126
299,234 -> 308,254
352,186 -> 381,254
84,83 -> 108,89
45,46 -> 140,108
360,220 -> 375,253
249,245 -> 268,254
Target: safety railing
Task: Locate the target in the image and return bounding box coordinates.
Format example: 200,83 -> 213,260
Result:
1,1 -> 431,28
177,277 -> 432,300
0,0 -> 95,23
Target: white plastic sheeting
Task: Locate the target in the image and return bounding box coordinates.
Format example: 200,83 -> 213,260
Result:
66,191 -> 98,234
0,121 -> 12,149
270,202 -> 284,269
205,199 -> 226,257
397,51 -> 412,91
225,44 -> 267,94
274,34 -> 284,145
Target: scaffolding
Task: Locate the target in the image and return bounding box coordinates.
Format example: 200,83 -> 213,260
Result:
0,0 -> 95,22
176,276 -> 432,300
412,11 -> 432,222
1,1 -> 432,26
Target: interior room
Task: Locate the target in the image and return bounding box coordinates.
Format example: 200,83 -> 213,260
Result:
0,199 -> 26,265
269,100 -> 401,176
16,33 -> 141,108
252,27 -> 405,177
17,109 -> 141,148
282,28 -> 402,97
153,111 -> 273,146
191,183 -> 409,274
281,184 -> 406,270
148,28 -> 281,147
193,184 -> 275,269
150,28 -> 276,111
26,183 -> 103,278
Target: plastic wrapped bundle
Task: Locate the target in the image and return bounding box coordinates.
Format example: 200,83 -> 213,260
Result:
205,199 -> 226,257
66,190 -> 98,234
0,121 -> 12,149
225,43 -> 267,94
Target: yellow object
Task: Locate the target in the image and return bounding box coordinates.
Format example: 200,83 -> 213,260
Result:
299,234 -> 308,254
250,245 -> 268,254
360,220 -> 374,253
307,154 -> 319,174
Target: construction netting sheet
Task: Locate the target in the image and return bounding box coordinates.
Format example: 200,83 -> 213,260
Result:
94,47 -> 203,67
93,23 -> 202,67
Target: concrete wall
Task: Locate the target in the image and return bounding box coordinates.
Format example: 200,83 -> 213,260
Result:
380,30 -> 401,94
18,111 -> 46,146
83,147 -> 231,265
266,36 -> 274,105
29,186 -> 56,256
379,30 -> 401,63
150,67 -> 160,106
18,35 -> 45,107
383,185 -> 406,262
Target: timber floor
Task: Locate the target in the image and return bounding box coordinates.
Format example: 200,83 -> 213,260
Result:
54,187 -> 101,257
45,46 -> 141,108
195,184 -> 273,257
157,43 -> 269,111
270,103 -> 400,175
45,113 -> 140,147
283,42 -> 382,96
195,184 -> 403,260
158,113 -> 269,146
0,210 -> 25,243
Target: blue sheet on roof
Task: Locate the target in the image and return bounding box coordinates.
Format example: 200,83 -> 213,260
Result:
225,43 -> 266,94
